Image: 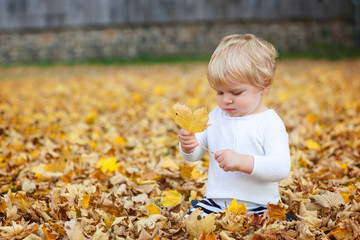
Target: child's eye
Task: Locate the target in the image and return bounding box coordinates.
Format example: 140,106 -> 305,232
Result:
216,91 -> 223,95
232,91 -> 243,96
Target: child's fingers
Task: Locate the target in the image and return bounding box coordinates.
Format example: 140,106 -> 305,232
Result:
215,151 -> 224,161
179,128 -> 194,136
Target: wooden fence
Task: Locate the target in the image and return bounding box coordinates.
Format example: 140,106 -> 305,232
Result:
0,0 -> 353,30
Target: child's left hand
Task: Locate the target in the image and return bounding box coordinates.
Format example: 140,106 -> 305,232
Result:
215,149 -> 254,174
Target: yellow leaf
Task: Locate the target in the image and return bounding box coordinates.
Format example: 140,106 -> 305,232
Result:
114,136 -> 127,146
104,215 -> 116,229
147,203 -> 160,215
133,93 -> 141,101
171,103 -> 210,133
226,199 -> 247,215
45,160 -> 66,173
349,184 -> 356,193
189,190 -> 197,203
96,157 -> 120,173
180,165 -> 195,179
82,193 -> 91,209
336,161 -> 348,172
340,192 -> 350,203
278,92 -> 289,101
306,114 -> 317,123
161,190 -> 182,207
161,156 -> 180,170
305,140 -> 321,151
185,209 -> 216,238
191,169 -> 204,180
85,111 -> 98,125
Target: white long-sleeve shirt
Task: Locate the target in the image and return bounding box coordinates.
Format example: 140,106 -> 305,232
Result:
180,107 -> 291,206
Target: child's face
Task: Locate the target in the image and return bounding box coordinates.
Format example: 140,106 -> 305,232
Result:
214,81 -> 268,117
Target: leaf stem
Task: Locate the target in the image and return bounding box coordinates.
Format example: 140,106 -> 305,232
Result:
198,144 -> 215,155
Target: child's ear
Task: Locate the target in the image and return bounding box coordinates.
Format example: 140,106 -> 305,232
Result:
261,78 -> 271,94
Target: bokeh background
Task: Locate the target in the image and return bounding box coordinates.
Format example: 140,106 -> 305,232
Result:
0,0 -> 358,65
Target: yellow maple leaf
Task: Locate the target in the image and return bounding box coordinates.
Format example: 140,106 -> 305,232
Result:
82,193 -> 91,209
191,169 -> 204,180
305,140 -> 321,151
185,209 -> 216,238
104,215 -> 116,229
171,103 -> 210,133
85,111 -> 98,125
336,161 -> 348,172
161,156 -> 180,170
96,157 -> 120,173
45,160 -> 66,173
349,184 -> 356,193
226,199 -> 247,215
161,189 -> 182,207
147,203 -> 161,215
340,192 -> 350,203
114,136 -> 127,146
180,165 -> 195,179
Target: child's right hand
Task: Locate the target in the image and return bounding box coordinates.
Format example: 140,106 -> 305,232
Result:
178,129 -> 198,154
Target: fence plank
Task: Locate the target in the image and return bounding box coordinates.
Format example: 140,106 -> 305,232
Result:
0,0 -> 353,30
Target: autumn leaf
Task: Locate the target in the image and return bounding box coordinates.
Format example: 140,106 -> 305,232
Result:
185,209 -> 216,238
1,61 -> 360,239
82,193 -> 91,209
161,189 -> 182,207
147,203 -> 161,215
114,136 -> 127,146
329,227 -> 355,240
268,203 -> 287,223
305,140 -> 321,150
45,160 -> 66,173
225,199 -> 247,215
161,156 -> 180,170
180,165 -> 195,179
310,191 -> 345,208
95,156 -> 120,173
171,103 -> 210,133
104,215 -> 116,229
85,111 -> 98,125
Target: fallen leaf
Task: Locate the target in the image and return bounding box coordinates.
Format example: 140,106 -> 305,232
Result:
161,189 -> 182,207
225,199 -> 247,215
310,191 -> 345,208
185,209 -> 216,238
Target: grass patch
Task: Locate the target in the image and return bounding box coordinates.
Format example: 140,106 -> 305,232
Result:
278,44 -> 360,60
1,45 -> 360,68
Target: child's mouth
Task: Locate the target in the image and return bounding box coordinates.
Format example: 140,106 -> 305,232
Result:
225,108 -> 235,113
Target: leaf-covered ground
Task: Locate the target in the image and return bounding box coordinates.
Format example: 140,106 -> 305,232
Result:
0,59 -> 359,239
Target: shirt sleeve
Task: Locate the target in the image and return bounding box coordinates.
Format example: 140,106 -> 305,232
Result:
250,115 -> 291,182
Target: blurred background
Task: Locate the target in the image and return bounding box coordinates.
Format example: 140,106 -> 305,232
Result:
0,0 -> 358,65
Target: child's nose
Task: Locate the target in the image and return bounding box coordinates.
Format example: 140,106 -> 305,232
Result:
224,94 -> 233,104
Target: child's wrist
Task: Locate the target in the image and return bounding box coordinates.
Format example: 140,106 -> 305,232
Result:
238,154 -> 254,174
181,146 -> 195,154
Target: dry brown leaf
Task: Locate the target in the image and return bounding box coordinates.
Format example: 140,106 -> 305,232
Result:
309,191 -> 345,208
185,209 -> 216,238
64,219 -> 87,240
1,61 -> 360,239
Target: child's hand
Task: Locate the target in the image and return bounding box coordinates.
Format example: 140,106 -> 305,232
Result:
179,129 -> 198,154
215,149 -> 254,174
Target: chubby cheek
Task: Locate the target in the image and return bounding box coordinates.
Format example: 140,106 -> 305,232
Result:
216,96 -> 224,107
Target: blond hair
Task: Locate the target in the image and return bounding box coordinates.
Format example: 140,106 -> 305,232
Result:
207,34 -> 278,90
